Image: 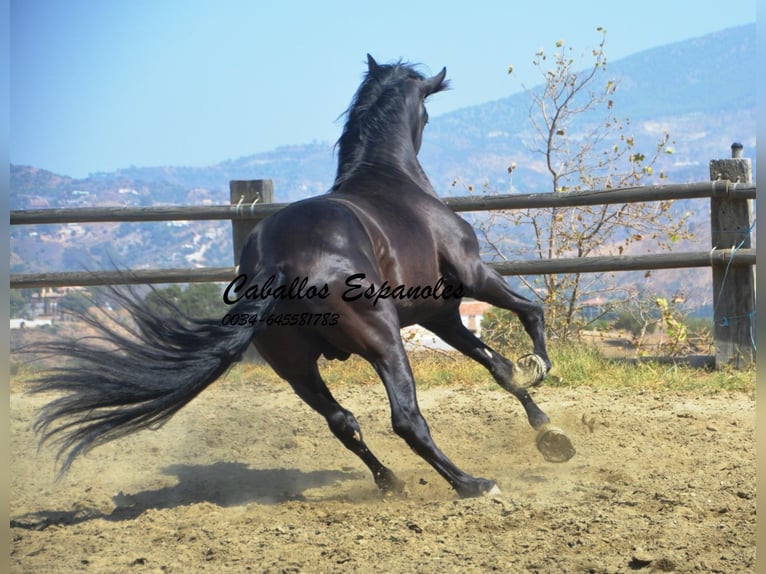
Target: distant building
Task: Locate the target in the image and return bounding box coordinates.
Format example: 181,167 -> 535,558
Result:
459,300 -> 491,337
401,299 -> 492,351
10,318 -> 53,329
579,296 -> 609,322
22,195 -> 51,208
25,286 -> 87,319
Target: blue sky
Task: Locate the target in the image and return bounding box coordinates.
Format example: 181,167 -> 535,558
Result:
10,0 -> 757,178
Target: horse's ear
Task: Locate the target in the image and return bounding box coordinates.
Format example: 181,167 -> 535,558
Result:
367,54 -> 379,72
424,67 -> 448,95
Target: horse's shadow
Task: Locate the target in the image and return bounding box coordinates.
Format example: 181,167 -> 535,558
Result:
11,461 -> 363,530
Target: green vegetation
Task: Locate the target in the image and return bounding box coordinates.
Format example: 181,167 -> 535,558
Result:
143,283 -> 227,320
59,290 -> 92,315
216,343 -> 753,395
543,342 -> 753,392
10,289 -> 28,317
483,293 -> 716,361
12,320 -> 752,403
13,344 -> 753,394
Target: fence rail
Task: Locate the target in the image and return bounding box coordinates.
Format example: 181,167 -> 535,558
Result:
8,248 -> 756,290
10,181 -> 755,225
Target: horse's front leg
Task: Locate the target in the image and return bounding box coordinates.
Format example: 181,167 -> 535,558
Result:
422,313 -> 575,464
462,264 -> 553,371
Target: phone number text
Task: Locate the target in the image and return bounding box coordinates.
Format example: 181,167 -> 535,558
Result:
221,312 -> 340,327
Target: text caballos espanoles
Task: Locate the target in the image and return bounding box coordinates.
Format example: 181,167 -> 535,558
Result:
223,273 -> 464,307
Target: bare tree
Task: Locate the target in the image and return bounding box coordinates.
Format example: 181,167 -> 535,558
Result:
475,29 -> 692,339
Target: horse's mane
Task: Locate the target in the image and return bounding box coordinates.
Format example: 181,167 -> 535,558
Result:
333,60 -> 449,188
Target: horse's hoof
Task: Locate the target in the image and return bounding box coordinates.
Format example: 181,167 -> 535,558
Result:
536,424 -> 576,463
381,485 -> 410,499
456,478 -> 497,499
514,354 -> 547,388
376,469 -> 408,497
485,484 -> 503,496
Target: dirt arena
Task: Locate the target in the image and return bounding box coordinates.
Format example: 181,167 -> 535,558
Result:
10,366 -> 755,573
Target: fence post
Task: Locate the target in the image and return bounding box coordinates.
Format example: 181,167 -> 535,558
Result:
230,179 -> 274,264
709,143 -> 755,369
229,179 -> 274,363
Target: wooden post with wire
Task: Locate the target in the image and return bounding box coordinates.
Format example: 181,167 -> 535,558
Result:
709,143 -> 755,369
230,179 -> 274,264
229,179 -> 274,363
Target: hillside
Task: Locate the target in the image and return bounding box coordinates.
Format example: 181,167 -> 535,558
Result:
10,24 -> 756,309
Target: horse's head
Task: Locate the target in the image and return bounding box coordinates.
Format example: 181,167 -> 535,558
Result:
334,55 -> 449,187
364,54 -> 448,153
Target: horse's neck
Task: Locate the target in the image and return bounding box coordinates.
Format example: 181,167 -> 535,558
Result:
333,145 -> 436,196
394,157 -> 436,196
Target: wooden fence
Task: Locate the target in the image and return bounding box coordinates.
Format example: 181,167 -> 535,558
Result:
9,152 -> 756,367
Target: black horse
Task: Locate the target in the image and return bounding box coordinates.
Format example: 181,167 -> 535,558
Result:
31,55 -> 574,499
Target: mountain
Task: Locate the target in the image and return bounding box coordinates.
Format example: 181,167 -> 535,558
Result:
11,24 -> 756,302
419,24 -> 755,194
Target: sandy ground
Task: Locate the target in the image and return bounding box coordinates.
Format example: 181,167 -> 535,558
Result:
10,364 -> 755,574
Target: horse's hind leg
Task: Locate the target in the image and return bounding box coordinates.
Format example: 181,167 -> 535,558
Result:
344,308 -> 497,498
275,360 -> 406,496
370,343 -> 498,498
422,313 -> 575,464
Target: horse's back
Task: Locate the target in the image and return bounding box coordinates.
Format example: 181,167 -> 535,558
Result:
239,195 -> 374,267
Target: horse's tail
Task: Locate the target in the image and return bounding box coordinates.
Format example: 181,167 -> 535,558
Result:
29,268 -> 284,476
